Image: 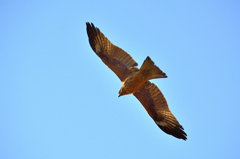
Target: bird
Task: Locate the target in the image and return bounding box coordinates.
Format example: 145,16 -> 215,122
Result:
86,22 -> 187,140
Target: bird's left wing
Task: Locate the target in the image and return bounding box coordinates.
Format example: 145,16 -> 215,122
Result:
133,81 -> 187,140
86,22 -> 138,81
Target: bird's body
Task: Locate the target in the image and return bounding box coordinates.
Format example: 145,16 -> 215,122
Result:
86,22 -> 187,140
119,56 -> 167,97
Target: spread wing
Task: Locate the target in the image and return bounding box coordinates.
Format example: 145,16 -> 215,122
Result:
133,81 -> 187,140
86,22 -> 138,81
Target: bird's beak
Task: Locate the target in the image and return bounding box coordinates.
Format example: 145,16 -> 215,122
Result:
118,90 -> 122,97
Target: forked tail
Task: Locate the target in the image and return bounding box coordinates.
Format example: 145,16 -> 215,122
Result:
140,56 -> 167,80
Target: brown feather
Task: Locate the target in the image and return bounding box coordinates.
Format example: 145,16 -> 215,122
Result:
140,56 -> 167,79
86,22 -> 138,81
133,81 -> 187,140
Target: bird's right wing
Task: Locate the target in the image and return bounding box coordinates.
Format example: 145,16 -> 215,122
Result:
86,22 -> 138,81
133,81 -> 187,140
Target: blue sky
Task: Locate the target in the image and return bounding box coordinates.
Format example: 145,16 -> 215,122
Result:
1,0 -> 240,158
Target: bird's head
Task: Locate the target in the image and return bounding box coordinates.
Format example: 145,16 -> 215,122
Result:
118,87 -> 129,97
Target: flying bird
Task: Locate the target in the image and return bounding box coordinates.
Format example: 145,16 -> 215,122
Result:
86,22 -> 187,140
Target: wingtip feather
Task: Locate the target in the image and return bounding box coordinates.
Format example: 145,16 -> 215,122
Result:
158,124 -> 187,140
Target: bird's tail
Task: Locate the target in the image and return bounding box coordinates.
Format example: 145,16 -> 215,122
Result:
140,56 -> 167,80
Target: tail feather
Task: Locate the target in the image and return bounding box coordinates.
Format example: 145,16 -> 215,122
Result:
140,56 -> 167,80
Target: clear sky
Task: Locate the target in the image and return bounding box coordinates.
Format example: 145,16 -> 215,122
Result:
1,1 -> 240,159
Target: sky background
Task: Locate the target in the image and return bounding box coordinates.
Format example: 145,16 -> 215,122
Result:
1,0 -> 240,159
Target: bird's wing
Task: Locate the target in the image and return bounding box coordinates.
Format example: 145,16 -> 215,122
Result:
86,22 -> 138,81
133,81 -> 187,140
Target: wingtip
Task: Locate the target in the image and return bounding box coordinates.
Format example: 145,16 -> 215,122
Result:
86,22 -> 95,28
157,123 -> 187,141
181,134 -> 187,141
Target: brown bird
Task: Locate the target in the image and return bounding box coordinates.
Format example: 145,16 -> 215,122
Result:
86,22 -> 187,140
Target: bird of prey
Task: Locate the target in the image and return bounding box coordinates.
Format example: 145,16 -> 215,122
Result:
86,22 -> 187,140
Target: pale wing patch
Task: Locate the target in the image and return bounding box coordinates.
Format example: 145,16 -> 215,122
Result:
155,121 -> 168,126
95,44 -> 101,54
